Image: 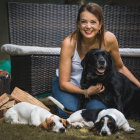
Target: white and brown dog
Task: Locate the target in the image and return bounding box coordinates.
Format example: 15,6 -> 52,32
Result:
4,102 -> 69,132
67,108 -> 135,136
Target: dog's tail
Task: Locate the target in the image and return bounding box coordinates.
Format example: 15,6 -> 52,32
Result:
47,96 -> 73,114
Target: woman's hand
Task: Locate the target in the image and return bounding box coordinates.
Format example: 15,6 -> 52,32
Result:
87,83 -> 105,96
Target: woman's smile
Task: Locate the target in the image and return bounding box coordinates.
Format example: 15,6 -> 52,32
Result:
85,30 -> 93,35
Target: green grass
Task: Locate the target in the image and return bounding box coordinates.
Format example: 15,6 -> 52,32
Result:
0,97 -> 139,140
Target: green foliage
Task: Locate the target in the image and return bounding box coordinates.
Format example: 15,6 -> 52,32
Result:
0,59 -> 11,73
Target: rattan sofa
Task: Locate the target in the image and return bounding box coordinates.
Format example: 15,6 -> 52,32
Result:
1,2 -> 140,96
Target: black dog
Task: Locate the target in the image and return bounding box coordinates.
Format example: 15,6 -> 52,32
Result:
80,49 -> 140,121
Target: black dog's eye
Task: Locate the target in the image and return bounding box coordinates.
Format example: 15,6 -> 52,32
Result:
102,52 -> 105,56
101,51 -> 107,57
94,53 -> 98,57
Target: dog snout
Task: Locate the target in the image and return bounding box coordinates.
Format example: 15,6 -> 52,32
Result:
98,57 -> 105,65
99,60 -> 105,65
101,131 -> 107,136
59,127 -> 65,133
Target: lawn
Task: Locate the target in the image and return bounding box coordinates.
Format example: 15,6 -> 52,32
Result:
0,97 -> 139,140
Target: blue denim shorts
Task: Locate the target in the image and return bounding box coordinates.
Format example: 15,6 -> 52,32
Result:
52,76 -> 107,118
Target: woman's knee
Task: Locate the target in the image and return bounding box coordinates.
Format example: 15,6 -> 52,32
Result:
86,99 -> 107,109
52,76 -> 80,116
54,97 -> 78,119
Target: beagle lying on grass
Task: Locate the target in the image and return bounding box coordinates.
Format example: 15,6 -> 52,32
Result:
4,102 -> 69,132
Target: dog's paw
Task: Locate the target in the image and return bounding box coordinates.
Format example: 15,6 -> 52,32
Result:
71,122 -> 84,128
128,127 -> 135,132
125,127 -> 135,132
83,121 -> 94,127
75,125 -> 83,129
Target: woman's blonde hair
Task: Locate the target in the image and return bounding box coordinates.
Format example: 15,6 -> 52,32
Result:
71,3 -> 105,48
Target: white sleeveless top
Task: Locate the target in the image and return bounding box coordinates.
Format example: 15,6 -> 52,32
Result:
56,45 -> 83,88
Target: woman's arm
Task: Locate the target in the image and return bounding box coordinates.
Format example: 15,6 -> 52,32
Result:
106,31 -> 140,87
59,36 -> 84,94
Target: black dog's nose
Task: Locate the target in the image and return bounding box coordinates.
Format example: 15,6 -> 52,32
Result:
101,131 -> 107,136
99,60 -> 105,65
59,128 -> 65,133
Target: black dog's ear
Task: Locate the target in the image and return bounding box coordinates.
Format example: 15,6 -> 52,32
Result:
106,51 -> 112,65
81,52 -> 90,68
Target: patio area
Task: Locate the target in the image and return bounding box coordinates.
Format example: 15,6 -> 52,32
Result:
0,1 -> 140,140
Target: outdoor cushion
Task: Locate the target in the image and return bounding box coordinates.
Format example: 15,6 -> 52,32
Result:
1,44 -> 140,57
1,44 -> 60,55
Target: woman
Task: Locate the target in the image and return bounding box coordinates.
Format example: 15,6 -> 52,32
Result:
52,3 -> 140,118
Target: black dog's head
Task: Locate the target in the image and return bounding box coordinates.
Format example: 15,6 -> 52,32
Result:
81,49 -> 112,76
80,49 -> 113,88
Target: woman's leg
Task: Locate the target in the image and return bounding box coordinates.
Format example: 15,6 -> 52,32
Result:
85,99 -> 107,110
52,76 -> 80,118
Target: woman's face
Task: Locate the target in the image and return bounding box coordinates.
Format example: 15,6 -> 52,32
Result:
78,10 -> 101,39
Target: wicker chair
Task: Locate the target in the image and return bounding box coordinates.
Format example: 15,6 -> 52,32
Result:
0,74 -> 11,95
2,2 -> 140,96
